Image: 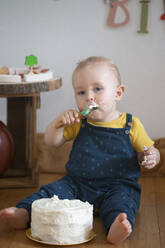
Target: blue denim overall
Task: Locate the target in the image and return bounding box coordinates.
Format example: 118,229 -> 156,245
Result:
16,113 -> 141,233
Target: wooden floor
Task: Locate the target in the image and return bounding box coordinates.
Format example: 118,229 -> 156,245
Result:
0,173 -> 165,248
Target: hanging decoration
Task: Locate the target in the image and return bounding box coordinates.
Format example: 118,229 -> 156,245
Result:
137,0 -> 150,33
160,0 -> 165,20
52,1 -> 164,31
104,0 -> 130,28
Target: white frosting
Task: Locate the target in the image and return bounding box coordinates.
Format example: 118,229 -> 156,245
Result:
0,74 -> 21,83
88,102 -> 99,109
24,70 -> 53,82
31,195 -> 93,244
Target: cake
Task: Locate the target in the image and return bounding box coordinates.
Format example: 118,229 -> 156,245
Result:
0,67 -> 53,83
31,195 -> 93,245
0,54 -> 53,83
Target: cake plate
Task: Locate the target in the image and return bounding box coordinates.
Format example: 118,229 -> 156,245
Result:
26,228 -> 96,246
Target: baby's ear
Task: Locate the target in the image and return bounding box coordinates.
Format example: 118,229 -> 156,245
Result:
115,85 -> 125,101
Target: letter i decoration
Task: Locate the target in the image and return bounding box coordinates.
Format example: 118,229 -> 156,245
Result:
137,0 -> 150,33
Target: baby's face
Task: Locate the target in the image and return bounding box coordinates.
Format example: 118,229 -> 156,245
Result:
72,63 -> 122,122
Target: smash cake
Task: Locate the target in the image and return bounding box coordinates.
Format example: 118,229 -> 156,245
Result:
0,54 -> 53,83
31,195 -> 94,245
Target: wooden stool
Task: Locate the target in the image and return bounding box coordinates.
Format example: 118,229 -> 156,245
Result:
0,77 -> 62,188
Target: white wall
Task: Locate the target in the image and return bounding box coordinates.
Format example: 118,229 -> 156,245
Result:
0,0 -> 164,139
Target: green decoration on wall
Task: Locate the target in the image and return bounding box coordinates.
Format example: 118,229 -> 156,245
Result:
25,54 -> 38,74
137,0 -> 151,34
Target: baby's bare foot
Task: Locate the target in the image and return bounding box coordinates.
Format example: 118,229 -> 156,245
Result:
107,213 -> 132,245
0,207 -> 29,229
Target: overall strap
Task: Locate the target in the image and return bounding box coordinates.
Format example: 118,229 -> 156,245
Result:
125,113 -> 132,130
81,117 -> 87,125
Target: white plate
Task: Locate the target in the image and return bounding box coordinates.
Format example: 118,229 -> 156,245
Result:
26,228 -> 96,246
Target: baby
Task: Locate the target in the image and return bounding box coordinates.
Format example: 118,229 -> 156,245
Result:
0,56 -> 160,245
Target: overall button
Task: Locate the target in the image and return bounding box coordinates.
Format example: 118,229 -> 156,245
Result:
128,122 -> 132,126
125,130 -> 129,134
81,123 -> 85,128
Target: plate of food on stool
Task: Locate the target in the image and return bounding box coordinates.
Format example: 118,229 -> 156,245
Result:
0,54 -> 53,84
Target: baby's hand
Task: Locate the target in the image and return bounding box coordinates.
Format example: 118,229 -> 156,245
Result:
139,146 -> 157,169
55,109 -> 80,128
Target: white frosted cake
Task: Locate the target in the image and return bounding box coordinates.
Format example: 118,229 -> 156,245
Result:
0,67 -> 53,83
31,195 -> 93,245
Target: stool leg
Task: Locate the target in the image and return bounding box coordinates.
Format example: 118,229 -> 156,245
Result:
6,96 -> 38,185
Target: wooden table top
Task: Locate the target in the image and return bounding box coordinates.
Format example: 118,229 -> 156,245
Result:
0,76 -> 62,97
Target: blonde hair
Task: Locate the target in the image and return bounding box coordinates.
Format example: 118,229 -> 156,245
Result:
72,56 -> 121,85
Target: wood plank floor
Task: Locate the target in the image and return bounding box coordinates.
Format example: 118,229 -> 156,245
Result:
0,174 -> 165,248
